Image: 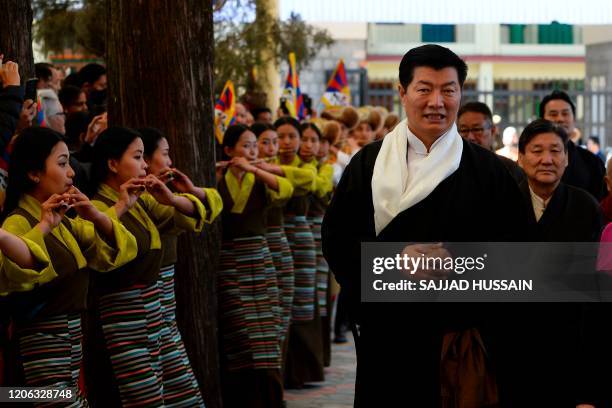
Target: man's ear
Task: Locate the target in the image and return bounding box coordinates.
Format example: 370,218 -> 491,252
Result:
517,153 -> 524,168
491,124 -> 498,137
397,83 -> 406,98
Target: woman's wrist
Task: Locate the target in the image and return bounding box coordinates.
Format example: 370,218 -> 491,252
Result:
36,221 -> 52,235
113,201 -> 128,218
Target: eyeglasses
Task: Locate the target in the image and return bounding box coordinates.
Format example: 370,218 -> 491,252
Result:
458,126 -> 490,137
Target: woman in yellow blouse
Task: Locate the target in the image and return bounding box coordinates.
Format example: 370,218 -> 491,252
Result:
86,126 -> 209,408
299,121 -> 335,367
273,117 -> 323,389
217,124 -> 293,408
139,127 -> 222,407
0,127 -> 138,406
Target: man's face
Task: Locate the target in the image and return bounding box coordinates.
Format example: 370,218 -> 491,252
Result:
66,92 -> 88,114
235,103 -> 248,125
543,99 -> 575,134
50,68 -> 62,93
399,66 -> 461,140
457,111 -> 496,150
586,139 -> 600,154
256,111 -> 272,124
518,132 -> 568,188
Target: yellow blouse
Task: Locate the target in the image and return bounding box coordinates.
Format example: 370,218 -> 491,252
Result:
201,187 -> 224,224
1,194 -> 138,294
92,183 -> 208,250
275,156 -> 317,197
158,187 -> 223,236
224,171 -> 293,214
304,159 -> 334,199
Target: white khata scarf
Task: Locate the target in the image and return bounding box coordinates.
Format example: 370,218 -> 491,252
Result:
372,119 -> 463,236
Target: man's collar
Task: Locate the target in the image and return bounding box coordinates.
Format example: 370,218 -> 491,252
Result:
406,125 -> 454,155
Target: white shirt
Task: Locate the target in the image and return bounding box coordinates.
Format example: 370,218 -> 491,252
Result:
405,127 -> 452,192
372,119 -> 463,235
528,186 -> 551,222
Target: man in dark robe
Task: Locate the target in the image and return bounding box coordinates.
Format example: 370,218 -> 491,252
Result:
540,90 -> 607,201
492,119 -> 607,408
457,101 -> 525,184
322,45 -> 529,407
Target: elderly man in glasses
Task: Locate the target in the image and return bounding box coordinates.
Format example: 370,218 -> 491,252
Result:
457,101 -> 524,183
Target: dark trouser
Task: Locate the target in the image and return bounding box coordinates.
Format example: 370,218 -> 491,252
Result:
354,318 -> 442,408
334,288 -> 350,339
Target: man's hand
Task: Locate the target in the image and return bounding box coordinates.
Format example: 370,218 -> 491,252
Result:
17,99 -> 36,131
84,112 -> 108,145
0,57 -> 20,88
400,243 -> 452,280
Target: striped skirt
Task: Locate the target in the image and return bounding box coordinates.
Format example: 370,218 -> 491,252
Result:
308,214 -> 332,367
307,215 -> 329,318
283,214 -> 317,322
12,313 -> 88,407
158,265 -> 205,407
265,225 -> 295,345
96,282 -> 165,408
218,236 -> 281,372
283,214 -> 325,387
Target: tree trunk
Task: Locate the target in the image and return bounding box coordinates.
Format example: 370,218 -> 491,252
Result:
0,0 -> 35,79
106,1 -> 222,407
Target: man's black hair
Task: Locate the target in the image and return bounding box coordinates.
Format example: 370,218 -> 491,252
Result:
35,62 -> 54,81
588,135 -> 601,146
78,63 -> 106,85
539,90 -> 576,118
58,85 -> 83,109
252,107 -> 272,118
519,119 -> 569,154
458,101 -> 493,122
399,44 -> 468,89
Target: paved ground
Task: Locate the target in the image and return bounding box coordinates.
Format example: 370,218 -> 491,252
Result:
285,334 -> 356,408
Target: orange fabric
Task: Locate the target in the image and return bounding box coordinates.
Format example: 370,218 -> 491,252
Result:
440,328 -> 499,408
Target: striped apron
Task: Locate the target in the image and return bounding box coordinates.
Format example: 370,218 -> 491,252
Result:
4,208 -> 88,407
283,211 -> 324,387
87,195 -> 165,407
158,262 -> 204,407
10,313 -> 88,407
264,224 -> 294,346
218,235 -> 282,371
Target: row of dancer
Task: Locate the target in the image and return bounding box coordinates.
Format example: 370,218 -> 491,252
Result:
216,116 -> 338,408
0,125 -> 222,407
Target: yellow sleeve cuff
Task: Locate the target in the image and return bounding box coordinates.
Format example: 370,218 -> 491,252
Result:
202,187 -> 223,223
173,193 -> 206,233
81,206 -> 138,272
266,176 -> 294,205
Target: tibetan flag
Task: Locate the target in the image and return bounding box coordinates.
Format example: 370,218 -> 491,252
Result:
36,94 -> 46,127
214,80 -> 236,144
321,59 -> 351,108
282,52 -> 305,120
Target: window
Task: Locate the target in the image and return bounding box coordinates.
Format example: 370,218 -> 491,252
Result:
421,25 -> 455,43
538,21 -> 573,44
508,25 -> 526,44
